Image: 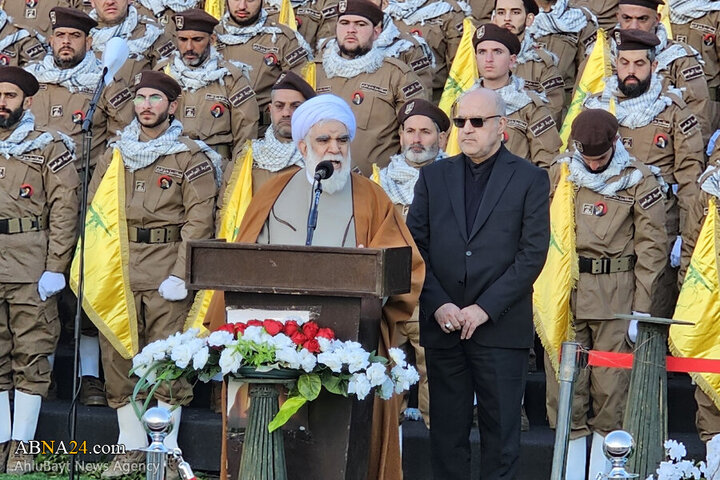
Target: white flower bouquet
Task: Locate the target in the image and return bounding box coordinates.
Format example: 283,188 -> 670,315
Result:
130,318 -> 419,431
646,436 -> 720,480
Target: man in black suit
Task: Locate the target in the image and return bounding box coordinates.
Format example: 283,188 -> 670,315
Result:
406,86 -> 550,479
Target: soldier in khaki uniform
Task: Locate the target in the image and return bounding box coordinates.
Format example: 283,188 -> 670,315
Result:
312,0 -> 427,175
474,24 -> 562,169
87,72 -> 217,477
385,0 -> 468,98
0,68 -> 80,474
545,110 -> 667,480
377,99 -> 449,428
157,9 -> 260,163
0,8 -> 46,67
133,0 -> 200,27
216,0 -> 312,131
529,0 -> 597,108
0,0 -> 77,41
571,0 -> 617,30
582,29 -> 705,318
492,0 -> 566,124
467,0 -> 493,22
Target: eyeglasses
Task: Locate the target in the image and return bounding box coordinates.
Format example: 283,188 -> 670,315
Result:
133,94 -> 165,106
452,115 -> 501,128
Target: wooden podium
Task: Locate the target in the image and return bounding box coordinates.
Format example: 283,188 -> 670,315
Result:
186,241 -> 413,480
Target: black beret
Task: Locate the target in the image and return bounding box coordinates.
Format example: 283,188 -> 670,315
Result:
472,23 -> 521,56
0,67 -> 39,96
618,0 -> 664,9
398,99 -> 451,133
272,71 -> 316,100
337,0 -> 384,26
615,29 -> 661,51
571,109 -> 619,157
136,70 -> 182,102
50,7 -> 98,34
173,8 -> 218,34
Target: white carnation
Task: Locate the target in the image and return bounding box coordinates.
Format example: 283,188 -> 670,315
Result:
242,326 -> 270,343
275,347 -> 302,369
317,351 -> 344,373
297,349 -> 317,372
379,378 -> 395,400
347,373 -> 372,400
171,344 -> 194,369
392,365 -> 419,394
268,333 -> 294,349
207,331 -> 234,348
192,346 -> 210,370
144,340 -> 170,361
219,348 -> 244,375
665,440 -> 687,461
345,348 -> 370,373
365,363 -> 388,387
317,337 -> 334,352
388,347 -> 407,367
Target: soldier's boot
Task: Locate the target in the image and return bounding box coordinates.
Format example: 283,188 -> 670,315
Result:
0,442 -> 10,473
6,441 -> 34,475
588,432 -> 611,480
80,377 -> 108,407
101,450 -> 146,479
565,436 -> 587,480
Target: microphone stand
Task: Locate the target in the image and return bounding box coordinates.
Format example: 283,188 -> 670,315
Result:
69,67 -> 108,480
306,177 -> 324,246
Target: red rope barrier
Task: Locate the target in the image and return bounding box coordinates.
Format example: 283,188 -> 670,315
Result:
587,350 -> 720,374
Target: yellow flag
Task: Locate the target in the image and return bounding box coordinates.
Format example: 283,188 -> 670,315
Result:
302,62 -> 316,89
670,197 -> 720,410
204,0 -> 225,19
278,0 -> 298,31
533,163 -> 578,374
184,144 -> 255,332
371,163 -> 381,185
438,18 -> 478,156
659,3 -> 673,39
70,149 -> 138,359
559,29 -> 612,151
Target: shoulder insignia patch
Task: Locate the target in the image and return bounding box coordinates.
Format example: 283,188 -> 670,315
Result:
679,114 -> 699,134
157,41 -> 175,58
297,7 -> 322,20
252,43 -> 279,54
604,194 -> 634,205
401,80 -> 423,99
507,118 -> 528,132
316,86 -> 331,94
409,56 -> 431,72
48,150 -> 74,173
690,22 -> 716,35
651,118 -> 671,129
530,115 -> 556,137
523,80 -> 541,91
185,159 -> 213,182
108,88 -> 132,108
681,64 -> 704,81
229,86 -> 255,107
541,76 -> 564,91
204,93 -> 230,105
359,82 -> 388,95
322,5 -> 338,18
455,22 -> 463,32
19,154 -> 45,164
24,43 -> 44,58
284,47 -> 309,67
639,186 -> 664,209
583,31 -> 597,49
154,166 -> 183,179
1,49 -> 16,58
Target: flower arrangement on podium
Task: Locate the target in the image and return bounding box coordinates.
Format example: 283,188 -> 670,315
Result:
130,318 -> 419,431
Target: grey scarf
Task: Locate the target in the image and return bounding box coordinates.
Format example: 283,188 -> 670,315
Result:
0,111 -> 55,159
699,164 -> 720,198
669,0 -> 720,24
217,10 -> 282,45
564,140 -> 645,196
251,125 -> 305,172
136,0 -> 197,15
322,40 -> 385,78
379,151 -> 445,205
516,32 -> 558,66
0,10 -> 31,54
25,52 -> 103,93
479,75 -> 539,115
167,48 -> 232,92
90,6 -> 164,59
530,0 -> 594,37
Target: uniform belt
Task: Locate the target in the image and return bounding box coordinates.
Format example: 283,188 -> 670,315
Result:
0,215 -> 47,234
128,226 -> 181,244
579,255 -> 635,274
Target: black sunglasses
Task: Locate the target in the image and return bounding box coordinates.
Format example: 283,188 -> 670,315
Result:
452,115 -> 501,128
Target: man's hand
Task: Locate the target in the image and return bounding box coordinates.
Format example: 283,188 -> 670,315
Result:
38,271 -> 66,301
459,304 -> 489,340
158,275 -> 188,301
434,303 -> 464,333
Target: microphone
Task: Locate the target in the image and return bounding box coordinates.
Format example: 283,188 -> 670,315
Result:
101,37 -> 129,85
314,160 -> 334,181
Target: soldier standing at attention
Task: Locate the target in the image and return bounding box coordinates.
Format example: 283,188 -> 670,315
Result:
0,6 -> 46,67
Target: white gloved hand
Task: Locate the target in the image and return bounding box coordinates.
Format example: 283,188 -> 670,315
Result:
158,275 -> 188,301
628,311 -> 651,343
670,235 -> 682,268
38,271 -> 66,301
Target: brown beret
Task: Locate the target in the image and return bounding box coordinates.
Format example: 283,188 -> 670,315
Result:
338,0 -> 384,26
398,99 -> 451,133
615,29 -> 661,51
272,71 -> 316,100
472,23 -> 521,56
618,0 -> 664,9
571,109 -> 618,156
0,67 -> 39,96
50,7 -> 97,34
136,71 -> 181,102
173,8 -> 218,34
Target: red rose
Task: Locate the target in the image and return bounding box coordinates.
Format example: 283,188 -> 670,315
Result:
303,339 -> 321,353
217,323 -> 235,336
284,320 -> 299,336
246,319 -> 263,327
316,327 -> 335,340
290,331 -> 307,346
234,323 -> 247,335
263,319 -> 284,336
302,321 -> 320,339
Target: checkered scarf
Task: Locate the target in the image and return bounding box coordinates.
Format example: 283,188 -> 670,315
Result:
251,124 -> 305,172
700,163 -> 720,198
654,23 -> 704,71
480,75 -> 538,114
564,139 -> 645,195
376,15 -> 424,62
90,6 -> 164,59
530,0 -> 594,37
0,10 -> 31,54
379,151 -> 446,205
669,0 -> 720,24
0,111 -> 55,159
136,0 -> 197,15
217,10 -> 282,45
25,52 -> 104,93
167,48 -> 232,92
322,39 -> 385,78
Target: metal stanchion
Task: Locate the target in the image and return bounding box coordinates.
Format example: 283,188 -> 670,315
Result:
599,430 -> 638,479
142,407 -> 172,480
550,342 -> 585,480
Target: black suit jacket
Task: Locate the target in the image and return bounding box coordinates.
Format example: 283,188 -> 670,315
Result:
407,145 -> 550,350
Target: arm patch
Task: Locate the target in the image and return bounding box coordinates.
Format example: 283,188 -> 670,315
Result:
681,65 -> 704,81
541,76 -> 564,92
639,186 -> 664,209
48,150 -> 74,173
401,81 -> 423,99
530,115 -> 556,137
157,41 -> 175,58
108,88 -> 132,108
284,47 -> 309,67
679,115 -> 699,135
409,56 -> 431,72
185,159 -> 214,182
229,86 -> 256,107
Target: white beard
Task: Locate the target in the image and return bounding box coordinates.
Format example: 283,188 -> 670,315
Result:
403,143 -> 439,165
304,150 -> 352,194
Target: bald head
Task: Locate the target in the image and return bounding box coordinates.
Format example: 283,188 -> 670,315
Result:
457,87 -> 506,117
455,87 -> 507,163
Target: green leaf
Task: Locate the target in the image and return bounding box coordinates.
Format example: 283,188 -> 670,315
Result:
297,373 -> 322,401
368,353 -> 388,365
268,395 -> 307,432
321,374 -> 347,396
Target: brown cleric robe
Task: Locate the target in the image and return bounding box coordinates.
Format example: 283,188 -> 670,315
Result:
205,165 -> 425,480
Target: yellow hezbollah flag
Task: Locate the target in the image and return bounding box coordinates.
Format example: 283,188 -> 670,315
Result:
70,149 -> 138,359
533,163 -> 578,374
302,62 -> 316,89
670,197 -> 720,409
204,0 -> 224,19
184,144 -> 254,332
659,2 -> 673,39
559,29 -> 612,150
371,163 -> 381,185
279,0 -> 298,31
439,18 -> 478,156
